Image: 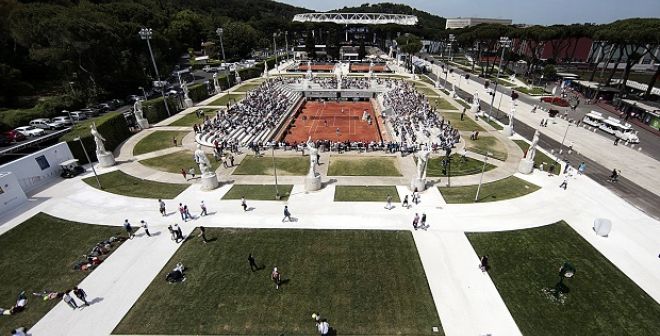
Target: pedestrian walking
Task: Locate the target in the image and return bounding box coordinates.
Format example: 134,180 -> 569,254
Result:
63,292 -> 78,309
282,205 -> 292,222
613,137 -> 620,146
198,226 -> 208,243
188,167 -> 196,179
184,205 -> 193,220
402,195 -> 409,209
385,194 -> 393,210
178,203 -> 185,221
181,168 -> 187,181
174,224 -> 183,243
559,177 -> 568,190
167,225 -> 175,241
159,199 -> 166,216
241,196 -> 248,211
73,287 -> 89,306
141,220 -> 151,237
200,201 -> 208,216
420,213 -> 427,230
248,253 -> 258,271
172,136 -> 178,147
461,108 -> 466,121
271,267 -> 282,289
123,219 -> 134,239
578,162 -> 586,175
412,213 -> 420,230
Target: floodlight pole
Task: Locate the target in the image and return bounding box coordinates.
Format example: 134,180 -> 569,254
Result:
139,27 -> 170,116
474,152 -> 492,202
271,144 -> 281,200
76,137 -> 101,188
488,37 -> 511,121
216,28 -> 232,89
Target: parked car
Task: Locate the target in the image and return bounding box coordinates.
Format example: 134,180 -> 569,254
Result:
97,103 -> 111,112
15,126 -> 46,137
52,116 -> 73,126
69,111 -> 88,121
30,118 -> 64,130
3,130 -> 26,142
80,107 -> 100,117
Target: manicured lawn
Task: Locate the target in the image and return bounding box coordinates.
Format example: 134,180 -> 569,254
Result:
133,131 -> 189,156
222,184 -> 293,201
419,75 -> 436,86
429,97 -> 458,110
439,176 -> 539,203
207,93 -> 245,106
114,229 -> 442,335
334,185 -> 401,202
83,170 -> 188,199
168,108 -> 218,127
456,99 -> 470,109
232,83 -> 262,92
140,150 -> 221,175
467,222 -> 660,335
514,86 -> 547,95
440,112 -> 485,132
233,155 -> 309,176
0,213 -> 124,335
485,118 -> 504,130
415,85 -> 441,97
514,140 -> 560,175
426,154 -> 496,177
465,135 -> 508,161
328,157 -> 401,176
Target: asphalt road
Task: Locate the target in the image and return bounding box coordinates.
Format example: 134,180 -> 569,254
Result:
426,68 -> 660,221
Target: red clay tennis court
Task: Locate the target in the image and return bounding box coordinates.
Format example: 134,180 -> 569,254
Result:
296,64 -> 335,72
350,63 -> 390,72
283,101 -> 383,143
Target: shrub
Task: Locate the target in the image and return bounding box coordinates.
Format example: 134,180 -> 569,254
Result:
60,112 -> 132,164
143,96 -> 179,123
188,83 -> 210,102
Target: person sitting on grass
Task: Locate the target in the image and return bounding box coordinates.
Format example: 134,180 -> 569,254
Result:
166,262 -> 186,283
479,255 -> 490,272
1,291 -> 27,315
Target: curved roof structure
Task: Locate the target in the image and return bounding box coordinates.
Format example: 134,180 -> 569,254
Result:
293,13 -> 418,25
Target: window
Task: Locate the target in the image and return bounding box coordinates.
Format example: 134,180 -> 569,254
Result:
35,155 -> 50,170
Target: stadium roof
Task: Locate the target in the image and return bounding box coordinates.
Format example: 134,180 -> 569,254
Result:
293,13 -> 418,25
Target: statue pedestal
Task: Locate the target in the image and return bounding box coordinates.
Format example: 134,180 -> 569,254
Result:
97,152 -> 115,168
305,174 -> 322,192
235,76 -> 241,84
502,125 -> 514,136
200,173 -> 219,191
136,118 -> 149,129
411,178 -> 427,192
184,98 -> 194,108
518,158 -> 534,174
450,90 -> 457,98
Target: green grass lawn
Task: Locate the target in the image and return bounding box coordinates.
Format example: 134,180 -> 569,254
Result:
168,108 -> 218,127
426,154 -> 496,177
233,155 -> 309,176
439,176 -> 539,203
334,185 -> 401,202
133,131 -> 189,156
114,228 -> 442,335
232,83 -> 262,92
83,170 -> 189,199
513,86 -> 547,95
415,85 -> 441,97
0,213 -> 124,335
456,99 -> 470,109
514,140 -> 560,175
207,93 -> 245,106
440,112 -> 485,132
419,75 -> 436,86
222,184 -> 293,201
467,222 -> 660,335
484,118 -> 504,130
429,97 -> 458,111
328,157 -> 401,176
465,135 -> 508,161
140,150 -> 221,175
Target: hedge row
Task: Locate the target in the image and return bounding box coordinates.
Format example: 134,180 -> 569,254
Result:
60,112 -> 132,164
0,95 -> 75,130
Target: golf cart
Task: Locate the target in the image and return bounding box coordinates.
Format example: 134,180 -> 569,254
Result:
60,159 -> 85,178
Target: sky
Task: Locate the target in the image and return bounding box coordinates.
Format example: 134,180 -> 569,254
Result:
276,0 -> 660,25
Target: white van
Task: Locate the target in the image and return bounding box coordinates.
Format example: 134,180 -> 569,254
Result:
582,111 -> 604,127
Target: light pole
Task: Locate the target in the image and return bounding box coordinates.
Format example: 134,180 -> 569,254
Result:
284,30 -> 289,61
138,86 -> 147,100
559,122 -> 572,155
474,152 -> 493,202
75,137 -> 101,188
63,109 -> 76,125
488,37 -> 511,121
273,32 -> 280,75
270,144 -> 281,200
216,28 -> 232,89
139,27 -> 171,116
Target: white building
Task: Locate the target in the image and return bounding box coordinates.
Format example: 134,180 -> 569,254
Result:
445,17 -> 512,29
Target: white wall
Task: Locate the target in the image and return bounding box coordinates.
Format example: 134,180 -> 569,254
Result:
0,142 -> 74,194
0,172 -> 28,214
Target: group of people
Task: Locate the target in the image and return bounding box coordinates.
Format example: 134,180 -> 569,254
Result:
74,236 -> 125,271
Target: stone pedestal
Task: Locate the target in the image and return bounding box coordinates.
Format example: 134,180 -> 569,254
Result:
184,98 -> 194,108
136,118 -> 149,129
97,152 -> 116,168
411,178 -> 427,192
200,173 -> 219,191
305,174 -> 322,192
502,125 -> 514,136
518,158 -> 534,174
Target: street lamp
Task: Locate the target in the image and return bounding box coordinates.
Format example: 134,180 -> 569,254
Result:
74,137 -> 101,188
273,32 -> 280,75
270,144 -> 281,200
559,121 -> 573,155
488,37 -> 511,121
215,28 -> 232,90
474,152 -> 493,202
284,30 -> 289,61
139,27 -> 171,116
63,109 -> 76,125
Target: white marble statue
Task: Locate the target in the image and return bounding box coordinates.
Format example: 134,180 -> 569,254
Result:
526,130 -> 540,161
90,123 -> 108,155
306,136 -> 318,176
334,62 -> 343,89
212,73 -> 220,93
306,60 -> 312,79
416,146 -> 431,180
133,99 -> 145,121
194,144 -> 212,175
508,106 -> 516,127
263,63 -> 269,78
234,69 -> 241,83
182,82 -> 190,100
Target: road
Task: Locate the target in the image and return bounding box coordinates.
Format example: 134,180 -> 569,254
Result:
424,64 -> 660,220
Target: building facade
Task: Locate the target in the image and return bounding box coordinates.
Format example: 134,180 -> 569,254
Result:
445,17 -> 512,29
